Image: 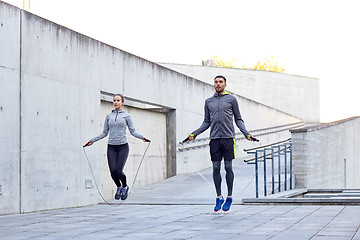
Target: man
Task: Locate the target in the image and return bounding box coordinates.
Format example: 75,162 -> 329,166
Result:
188,75 -> 256,212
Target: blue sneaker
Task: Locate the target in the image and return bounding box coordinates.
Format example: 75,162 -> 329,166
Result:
120,186 -> 129,200
115,187 -> 122,200
214,196 -> 224,212
222,197 -> 233,211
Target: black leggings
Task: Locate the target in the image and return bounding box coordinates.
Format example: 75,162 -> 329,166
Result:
107,144 -> 129,188
212,160 -> 234,197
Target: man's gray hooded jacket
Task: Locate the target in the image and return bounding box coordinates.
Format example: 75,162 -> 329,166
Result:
191,91 -> 250,139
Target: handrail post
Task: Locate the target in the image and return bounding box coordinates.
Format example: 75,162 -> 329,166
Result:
263,149 -> 267,196
289,143 -> 293,189
255,151 -> 259,198
277,145 -> 281,192
283,144 -> 287,191
270,148 -> 275,194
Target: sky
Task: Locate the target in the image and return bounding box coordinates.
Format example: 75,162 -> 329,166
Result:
4,0 -> 360,122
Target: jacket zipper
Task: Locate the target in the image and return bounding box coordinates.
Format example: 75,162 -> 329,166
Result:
115,111 -> 118,122
218,95 -> 221,137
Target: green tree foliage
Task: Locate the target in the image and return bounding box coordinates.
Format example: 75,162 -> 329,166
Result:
242,56 -> 285,72
209,55 -> 285,73
213,55 -> 237,68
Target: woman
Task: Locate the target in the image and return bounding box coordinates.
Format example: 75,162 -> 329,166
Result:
85,94 -> 149,200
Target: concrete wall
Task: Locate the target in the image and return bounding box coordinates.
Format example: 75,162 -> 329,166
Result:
160,63 -> 320,123
0,1 -> 21,215
291,117 -> 360,189
0,1 -> 302,214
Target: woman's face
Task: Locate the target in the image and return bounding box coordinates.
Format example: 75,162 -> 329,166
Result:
113,95 -> 123,110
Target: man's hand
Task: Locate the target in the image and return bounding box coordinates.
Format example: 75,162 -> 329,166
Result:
180,134 -> 195,144
188,134 -> 195,141
246,135 -> 259,142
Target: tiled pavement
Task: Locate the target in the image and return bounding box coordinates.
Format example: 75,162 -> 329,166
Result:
1,160 -> 360,240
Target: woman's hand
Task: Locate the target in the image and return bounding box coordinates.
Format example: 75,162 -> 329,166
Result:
84,141 -> 93,147
142,137 -> 151,142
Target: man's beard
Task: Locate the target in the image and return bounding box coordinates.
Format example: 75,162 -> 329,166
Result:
215,87 -> 224,93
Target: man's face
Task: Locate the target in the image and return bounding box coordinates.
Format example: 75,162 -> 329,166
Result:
214,77 -> 227,93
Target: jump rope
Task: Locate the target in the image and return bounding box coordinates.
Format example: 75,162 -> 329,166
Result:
82,139 -> 151,205
179,136 -> 260,196
83,135 -> 259,205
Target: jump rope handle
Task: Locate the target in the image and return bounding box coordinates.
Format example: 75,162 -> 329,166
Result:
180,137 -> 189,144
249,136 -> 259,142
182,137 -> 190,143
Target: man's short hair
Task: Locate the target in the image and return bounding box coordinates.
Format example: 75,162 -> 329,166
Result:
214,75 -> 226,82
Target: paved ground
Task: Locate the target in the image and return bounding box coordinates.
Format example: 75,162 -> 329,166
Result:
1,160 -> 360,240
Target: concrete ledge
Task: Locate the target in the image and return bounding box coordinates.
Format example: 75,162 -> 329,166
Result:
242,189 -> 360,205
242,198 -> 360,205
290,116 -> 359,133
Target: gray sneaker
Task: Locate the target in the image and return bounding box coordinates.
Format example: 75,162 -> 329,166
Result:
120,186 -> 129,200
115,187 -> 122,200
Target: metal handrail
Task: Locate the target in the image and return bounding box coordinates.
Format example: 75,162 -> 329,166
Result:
244,140 -> 293,198
244,145 -> 290,163
243,138 -> 291,153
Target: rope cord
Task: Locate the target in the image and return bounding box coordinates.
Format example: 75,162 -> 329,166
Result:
82,147 -> 112,205
129,142 -> 151,194
179,141 -> 261,195
82,141 -> 151,205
